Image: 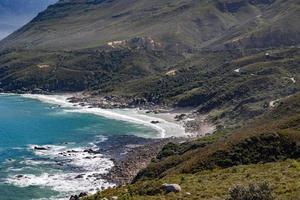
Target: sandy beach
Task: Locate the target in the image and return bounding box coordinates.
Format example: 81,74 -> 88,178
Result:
20,93 -> 198,138
17,93 -> 215,192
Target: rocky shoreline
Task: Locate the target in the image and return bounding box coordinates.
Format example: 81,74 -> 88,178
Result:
0,92 -> 215,199
66,93 -> 215,136
97,135 -> 184,186
62,94 -> 216,199
66,135 -> 185,200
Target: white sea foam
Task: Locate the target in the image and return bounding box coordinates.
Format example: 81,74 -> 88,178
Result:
9,93 -> 187,199
0,92 -> 16,96
21,94 -> 74,107
6,144 -> 115,198
20,94 -> 187,138
27,144 -> 114,172
7,167 -> 33,172
7,171 -> 113,194
66,108 -> 169,137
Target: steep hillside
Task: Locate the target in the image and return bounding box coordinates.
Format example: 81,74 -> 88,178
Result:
1,0 -> 299,50
83,92 -> 300,200
0,1 -> 299,199
0,0 -> 299,123
0,0 -> 57,40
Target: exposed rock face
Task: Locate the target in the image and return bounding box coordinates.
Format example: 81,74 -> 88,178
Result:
107,37 -> 164,51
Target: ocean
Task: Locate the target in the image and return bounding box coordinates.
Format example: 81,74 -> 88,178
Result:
0,94 -> 164,200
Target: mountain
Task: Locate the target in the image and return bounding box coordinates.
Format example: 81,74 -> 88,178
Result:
0,0 -> 57,40
0,1 -> 299,199
0,0 -> 299,125
1,0 -> 299,50
84,92 -> 300,199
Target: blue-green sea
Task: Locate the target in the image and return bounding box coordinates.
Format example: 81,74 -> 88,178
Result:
0,94 -> 158,200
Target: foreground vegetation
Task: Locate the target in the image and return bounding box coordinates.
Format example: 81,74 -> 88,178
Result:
84,92 -> 300,200
0,0 -> 299,199
84,160 -> 300,200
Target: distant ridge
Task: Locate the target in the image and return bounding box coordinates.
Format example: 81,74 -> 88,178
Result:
1,0 -> 299,50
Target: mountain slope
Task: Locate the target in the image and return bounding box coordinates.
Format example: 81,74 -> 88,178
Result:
83,92 -> 300,200
0,0 -> 57,40
0,0 -> 299,124
1,0 -> 299,50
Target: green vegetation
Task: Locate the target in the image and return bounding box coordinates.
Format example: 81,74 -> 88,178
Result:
0,1 -> 300,199
1,47 -> 299,125
227,183 -> 274,200
135,93 -> 300,180
83,92 -> 300,200
0,0 -> 299,124
83,160 -> 300,200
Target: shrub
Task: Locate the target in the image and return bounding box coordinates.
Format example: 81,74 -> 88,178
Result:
227,182 -> 274,200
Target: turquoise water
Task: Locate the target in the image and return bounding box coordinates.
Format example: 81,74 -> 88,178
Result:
0,94 -> 158,200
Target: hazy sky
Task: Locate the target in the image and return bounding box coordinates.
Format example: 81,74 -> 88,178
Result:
0,0 -> 57,40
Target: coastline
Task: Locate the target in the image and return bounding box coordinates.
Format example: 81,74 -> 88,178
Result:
0,92 -> 215,198
1,92 -> 215,138
19,93 -> 206,138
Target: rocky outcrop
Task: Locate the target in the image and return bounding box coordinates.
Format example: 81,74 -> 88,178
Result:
107,37 -> 164,51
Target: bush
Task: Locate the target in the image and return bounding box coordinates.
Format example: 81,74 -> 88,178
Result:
227,182 -> 274,200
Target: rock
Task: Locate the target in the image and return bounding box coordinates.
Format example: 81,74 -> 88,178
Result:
34,146 -> 48,150
175,114 -> 186,121
110,197 -> 118,200
75,174 -> 84,179
161,183 -> 181,193
79,192 -> 88,197
84,149 -> 100,154
69,195 -> 79,200
186,192 -> 191,195
15,174 -> 23,178
151,120 -> 160,124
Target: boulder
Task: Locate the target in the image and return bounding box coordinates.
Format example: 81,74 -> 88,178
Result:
79,192 -> 88,197
110,196 -> 118,200
15,174 -> 24,178
84,149 -> 100,154
34,146 -> 48,150
69,195 -> 79,200
161,183 -> 181,193
75,174 -> 84,179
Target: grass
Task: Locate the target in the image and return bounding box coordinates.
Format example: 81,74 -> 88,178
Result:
84,159 -> 300,200
82,92 -> 300,200
130,92 -> 300,181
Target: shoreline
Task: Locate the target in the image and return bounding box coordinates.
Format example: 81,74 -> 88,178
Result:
20,94 -> 185,138
1,92 -> 215,138
0,92 -> 215,198
19,93 -> 189,138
